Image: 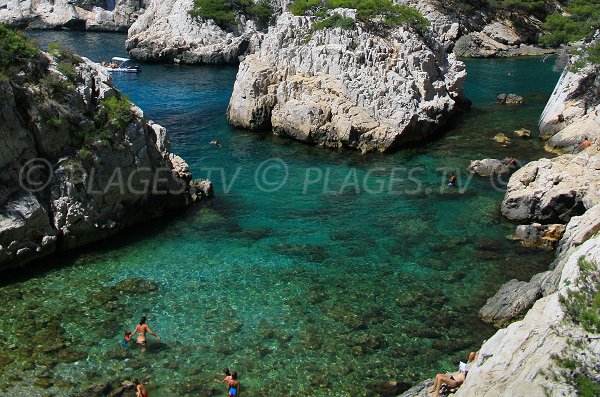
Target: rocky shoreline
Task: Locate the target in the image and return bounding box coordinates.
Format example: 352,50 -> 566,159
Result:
2,0 -> 558,62
0,43 -> 212,271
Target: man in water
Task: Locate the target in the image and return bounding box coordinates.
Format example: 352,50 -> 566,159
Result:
448,173 -> 457,187
210,140 -> 222,147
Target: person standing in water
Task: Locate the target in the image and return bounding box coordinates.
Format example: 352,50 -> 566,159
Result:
228,371 -> 240,396
130,316 -> 160,348
133,379 -> 148,397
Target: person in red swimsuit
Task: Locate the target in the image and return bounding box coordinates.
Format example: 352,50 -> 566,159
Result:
133,379 -> 148,397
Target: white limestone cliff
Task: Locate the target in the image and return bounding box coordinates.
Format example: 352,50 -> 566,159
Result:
227,12 -> 468,153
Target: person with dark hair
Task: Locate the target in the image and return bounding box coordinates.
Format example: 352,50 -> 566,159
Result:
216,368 -> 233,393
133,378 -> 148,397
448,173 -> 457,187
228,371 -> 240,396
577,136 -> 592,152
130,316 -> 160,347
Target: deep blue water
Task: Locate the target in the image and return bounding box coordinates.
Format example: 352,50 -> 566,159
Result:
0,31 -> 561,396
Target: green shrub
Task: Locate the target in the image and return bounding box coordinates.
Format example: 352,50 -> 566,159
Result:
0,24 -> 38,79
190,0 -> 237,27
552,257 -> 600,397
77,147 -> 94,168
289,0 -> 429,30
100,96 -> 133,132
189,0 -> 274,29
56,61 -> 78,82
40,73 -> 75,100
250,0 -> 274,28
313,13 -> 356,30
290,0 -> 322,15
540,0 -> 600,47
48,41 -> 82,65
493,0 -> 546,12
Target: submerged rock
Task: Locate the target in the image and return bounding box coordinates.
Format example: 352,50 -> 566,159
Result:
227,13 -> 468,153
492,133 -> 511,145
496,93 -> 524,105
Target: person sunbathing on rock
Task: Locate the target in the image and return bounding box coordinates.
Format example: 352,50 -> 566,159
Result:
430,351 -> 477,397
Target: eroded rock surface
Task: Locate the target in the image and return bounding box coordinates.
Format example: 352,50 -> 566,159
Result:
501,152 -> 600,224
0,50 -> 211,270
125,0 -> 266,63
227,12 -> 468,153
0,0 -> 143,31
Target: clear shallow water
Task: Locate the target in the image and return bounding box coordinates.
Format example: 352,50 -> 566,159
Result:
0,31 -> 559,396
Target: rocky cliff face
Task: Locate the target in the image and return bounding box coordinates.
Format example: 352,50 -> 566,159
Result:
227,12 -> 468,153
539,62 -> 600,154
0,0 -> 144,31
404,0 -> 556,57
456,235 -> 600,397
125,0 -> 283,63
0,49 -> 211,271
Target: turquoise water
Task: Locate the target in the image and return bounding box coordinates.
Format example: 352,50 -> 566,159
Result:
0,32 -> 559,396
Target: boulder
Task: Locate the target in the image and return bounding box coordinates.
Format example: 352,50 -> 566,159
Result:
468,159 -> 511,176
496,93 -> 524,105
501,152 -> 600,224
513,128 -> 531,138
492,133 -> 511,145
227,12 -> 469,153
479,277 -> 544,328
512,223 -> 566,251
457,238 -> 600,397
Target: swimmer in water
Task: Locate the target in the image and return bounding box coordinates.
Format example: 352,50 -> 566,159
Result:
130,316 -> 160,350
210,140 -> 222,147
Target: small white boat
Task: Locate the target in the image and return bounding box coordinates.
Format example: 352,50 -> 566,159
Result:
103,57 -> 141,74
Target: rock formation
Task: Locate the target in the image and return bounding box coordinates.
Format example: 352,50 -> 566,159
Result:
405,0 -> 556,57
227,12 -> 468,153
0,0 -> 144,31
500,151 -> 600,224
0,46 -> 211,271
468,158 -> 512,177
457,236 -> 600,397
539,61 -> 600,154
125,0 -> 282,63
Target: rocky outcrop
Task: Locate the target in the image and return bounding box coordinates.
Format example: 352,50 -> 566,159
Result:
511,223 -> 566,251
0,49 -> 210,270
500,151 -> 600,224
125,0 -> 259,63
406,0 -> 556,57
227,12 -> 468,153
0,0 -> 144,31
468,158 -> 511,177
539,61 -> 600,154
456,236 -> 600,397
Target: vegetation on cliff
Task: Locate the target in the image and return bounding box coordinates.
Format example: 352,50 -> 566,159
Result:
289,0 -> 429,30
551,258 -> 600,397
0,24 -> 39,79
189,0 -> 274,29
